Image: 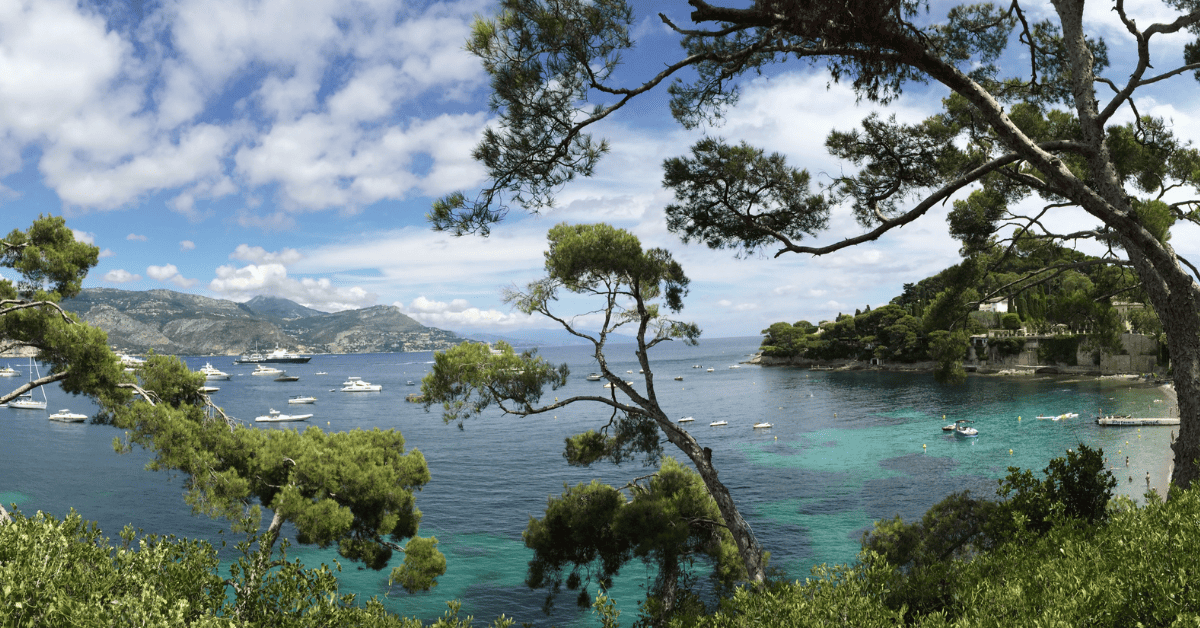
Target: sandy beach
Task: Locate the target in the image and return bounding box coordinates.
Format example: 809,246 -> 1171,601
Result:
1101,381 -> 1176,504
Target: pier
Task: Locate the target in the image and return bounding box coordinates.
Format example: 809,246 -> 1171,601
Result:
1095,416 -> 1179,426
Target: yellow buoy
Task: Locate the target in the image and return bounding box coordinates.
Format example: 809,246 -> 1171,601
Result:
1009,449 -> 1013,455
922,443 -> 927,451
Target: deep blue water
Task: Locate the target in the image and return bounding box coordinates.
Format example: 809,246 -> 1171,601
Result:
0,337 -> 1173,625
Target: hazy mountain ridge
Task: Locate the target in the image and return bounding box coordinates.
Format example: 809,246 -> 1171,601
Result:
62,288 -> 467,355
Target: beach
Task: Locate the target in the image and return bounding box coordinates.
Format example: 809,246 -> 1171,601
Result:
1102,381 -> 1176,504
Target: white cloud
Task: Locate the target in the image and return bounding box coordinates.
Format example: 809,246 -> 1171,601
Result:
126,233 -> 147,241
230,244 -> 302,265
103,269 -> 140,283
97,248 -> 115,258
71,229 -> 95,244
147,263 -> 197,288
180,240 -> 195,251
395,296 -> 537,330
208,262 -> 376,311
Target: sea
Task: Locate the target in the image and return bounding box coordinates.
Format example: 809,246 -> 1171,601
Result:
0,336 -> 1174,625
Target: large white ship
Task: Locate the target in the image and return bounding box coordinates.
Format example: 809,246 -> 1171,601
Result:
233,346 -> 312,364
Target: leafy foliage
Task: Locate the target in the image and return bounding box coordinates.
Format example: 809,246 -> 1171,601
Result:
524,458 -> 745,622
107,354 -> 446,613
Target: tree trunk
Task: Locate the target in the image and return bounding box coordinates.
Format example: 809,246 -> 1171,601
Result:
657,416 -> 767,584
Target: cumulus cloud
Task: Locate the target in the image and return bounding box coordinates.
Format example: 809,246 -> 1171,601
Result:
230,244 -> 302,265
98,249 -> 115,258
179,240 -> 195,251
395,296 -> 537,330
103,269 -> 140,283
126,233 -> 147,241
71,229 -> 95,244
146,263 -> 197,288
209,262 -> 376,311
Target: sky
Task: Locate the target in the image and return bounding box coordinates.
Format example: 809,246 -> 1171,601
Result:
3,0 -> 1200,340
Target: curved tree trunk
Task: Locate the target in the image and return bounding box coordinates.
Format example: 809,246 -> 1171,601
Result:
655,414 -> 767,584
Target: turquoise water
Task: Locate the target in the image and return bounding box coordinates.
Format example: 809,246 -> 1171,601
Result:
0,338 -> 1173,625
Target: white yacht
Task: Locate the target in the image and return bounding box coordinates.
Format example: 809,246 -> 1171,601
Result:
10,358 -> 47,409
251,365 -> 285,376
254,408 -> 313,422
235,346 -> 312,364
0,365 -> 19,377
341,377 -> 382,392
9,393 -> 47,410
49,409 -> 87,423
288,395 -> 317,404
199,363 -> 230,380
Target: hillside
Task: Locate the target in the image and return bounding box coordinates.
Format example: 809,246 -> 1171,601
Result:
61,288 -> 466,355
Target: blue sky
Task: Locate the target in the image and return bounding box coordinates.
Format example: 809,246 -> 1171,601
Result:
3,0 -> 1200,339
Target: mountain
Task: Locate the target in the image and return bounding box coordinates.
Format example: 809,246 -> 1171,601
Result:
61,288 -> 467,355
242,295 -> 325,321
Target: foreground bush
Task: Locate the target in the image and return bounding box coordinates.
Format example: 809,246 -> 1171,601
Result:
0,508 -> 511,628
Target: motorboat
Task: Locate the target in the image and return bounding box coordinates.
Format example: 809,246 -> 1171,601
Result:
710,420 -> 728,427
9,393 -> 47,410
235,346 -> 312,364
48,409 -> 87,423
274,374 -> 300,382
603,381 -> 633,388
254,408 -> 313,422
586,373 -> 602,381
692,365 -> 701,369
406,380 -> 415,386
288,395 -> 317,404
706,368 -> 715,372
0,365 -> 19,377
951,420 -> 979,438
678,416 -> 695,423
729,365 -> 741,369
199,386 -> 220,393
251,365 -> 285,376
674,376 -> 683,381
315,371 -> 328,375
341,377 -> 382,392
753,422 -> 773,429
199,363 -> 230,380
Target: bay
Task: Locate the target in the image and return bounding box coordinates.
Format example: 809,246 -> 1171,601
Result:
0,336 -> 1172,625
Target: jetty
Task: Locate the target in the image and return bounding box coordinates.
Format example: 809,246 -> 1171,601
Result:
1095,415 -> 1179,426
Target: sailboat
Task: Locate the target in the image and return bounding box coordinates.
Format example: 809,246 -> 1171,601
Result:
9,358 -> 47,410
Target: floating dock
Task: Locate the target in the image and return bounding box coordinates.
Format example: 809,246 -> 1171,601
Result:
1095,416 -> 1179,426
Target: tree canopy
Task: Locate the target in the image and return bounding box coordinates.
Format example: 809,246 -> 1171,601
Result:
422,223 -> 768,615
435,0 -> 1200,487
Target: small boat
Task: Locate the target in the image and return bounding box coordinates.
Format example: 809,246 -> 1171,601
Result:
710,420 -> 728,427
10,358 -> 47,409
692,365 -> 701,369
586,373 -> 602,381
0,365 -> 19,377
288,395 -> 317,404
951,420 -> 978,438
678,416 -> 695,423
406,380 -> 415,386
753,422 -> 773,429
274,374 -> 300,382
254,408 -> 313,422
674,376 -> 683,381
315,371 -> 328,375
48,409 -> 87,423
603,381 -> 634,388
729,365 -> 741,369
1035,415 -> 1057,420
626,370 -> 633,374
341,377 -> 382,392
198,363 -> 230,380
9,393 -> 47,410
706,368 -> 715,372
199,386 -> 220,393
639,369 -> 645,374
252,365 -> 285,376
